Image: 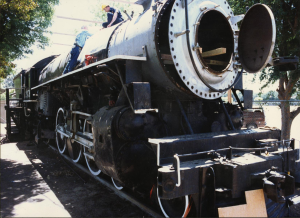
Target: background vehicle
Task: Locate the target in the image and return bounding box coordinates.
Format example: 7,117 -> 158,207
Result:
243,108 -> 266,129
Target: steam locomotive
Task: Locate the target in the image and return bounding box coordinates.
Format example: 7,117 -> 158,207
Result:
8,0 -> 300,216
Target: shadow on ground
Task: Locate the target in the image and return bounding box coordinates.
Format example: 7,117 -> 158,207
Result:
1,141 -> 148,217
1,158 -> 51,217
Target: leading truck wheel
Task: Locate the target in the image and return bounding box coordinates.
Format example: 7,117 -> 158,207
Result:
157,187 -> 190,217
56,108 -> 67,154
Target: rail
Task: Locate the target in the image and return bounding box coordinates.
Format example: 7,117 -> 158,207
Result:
173,154 -> 181,187
254,100 -> 300,102
48,144 -> 163,217
169,139 -> 296,185
176,139 -> 294,159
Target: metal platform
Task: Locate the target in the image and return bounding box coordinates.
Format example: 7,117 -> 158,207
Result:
31,55 -> 147,90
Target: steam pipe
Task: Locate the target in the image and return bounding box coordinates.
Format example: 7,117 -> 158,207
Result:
175,97 -> 194,134
219,98 -> 235,130
114,62 -> 134,111
232,89 -> 244,110
123,10 -> 132,21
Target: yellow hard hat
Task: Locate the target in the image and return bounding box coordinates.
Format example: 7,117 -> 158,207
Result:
102,4 -> 108,10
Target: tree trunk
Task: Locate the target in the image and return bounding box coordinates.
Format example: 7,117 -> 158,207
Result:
280,101 -> 292,140
277,73 -> 300,140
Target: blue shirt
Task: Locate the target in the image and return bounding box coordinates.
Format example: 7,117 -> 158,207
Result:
110,7 -> 123,20
75,30 -> 92,48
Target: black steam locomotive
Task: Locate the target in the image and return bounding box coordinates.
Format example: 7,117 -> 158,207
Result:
6,0 -> 300,216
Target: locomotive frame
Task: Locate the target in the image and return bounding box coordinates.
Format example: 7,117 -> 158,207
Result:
5,0 -> 300,216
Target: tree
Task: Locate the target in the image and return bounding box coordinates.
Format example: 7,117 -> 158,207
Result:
0,0 -> 59,78
264,91 -> 278,100
1,74 -> 15,88
228,0 -> 300,140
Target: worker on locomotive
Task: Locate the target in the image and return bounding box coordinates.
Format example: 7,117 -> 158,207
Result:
102,4 -> 124,28
62,25 -> 92,74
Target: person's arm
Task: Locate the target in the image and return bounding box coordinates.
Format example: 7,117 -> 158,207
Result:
108,9 -> 119,27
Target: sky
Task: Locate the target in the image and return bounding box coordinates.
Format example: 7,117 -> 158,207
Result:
12,0 -> 277,94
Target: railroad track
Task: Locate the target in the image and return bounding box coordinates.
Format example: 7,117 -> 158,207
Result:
48,144 -> 163,217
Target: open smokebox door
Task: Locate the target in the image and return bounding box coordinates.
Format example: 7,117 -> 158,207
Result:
238,4 -> 276,73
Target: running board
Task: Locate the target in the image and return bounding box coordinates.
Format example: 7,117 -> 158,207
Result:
32,54 -> 147,90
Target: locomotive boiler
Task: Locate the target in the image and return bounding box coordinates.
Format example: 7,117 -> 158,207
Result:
7,0 -> 300,216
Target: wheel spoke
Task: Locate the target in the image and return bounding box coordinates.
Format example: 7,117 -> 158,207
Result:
67,139 -> 82,163
56,108 -> 66,154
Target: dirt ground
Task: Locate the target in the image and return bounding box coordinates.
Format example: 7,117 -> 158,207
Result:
1,140 -> 149,217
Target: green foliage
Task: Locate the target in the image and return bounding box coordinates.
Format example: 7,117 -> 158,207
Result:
228,0 -> 300,96
0,87 -> 15,100
1,74 -> 15,89
0,54 -> 15,77
0,0 -> 59,78
263,90 -> 278,100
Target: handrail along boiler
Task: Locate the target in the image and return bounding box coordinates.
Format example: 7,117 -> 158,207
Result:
7,0 -> 300,216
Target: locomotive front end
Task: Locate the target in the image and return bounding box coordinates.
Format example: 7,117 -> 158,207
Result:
160,1 -> 275,99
